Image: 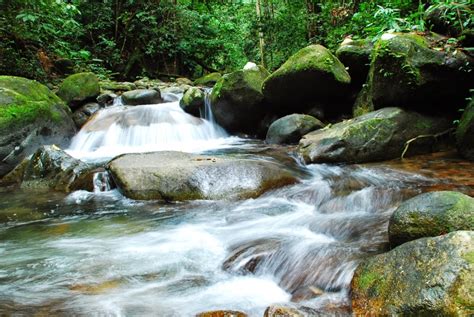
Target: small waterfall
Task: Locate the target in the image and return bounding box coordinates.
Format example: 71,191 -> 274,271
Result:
93,171 -> 113,192
202,88 -> 215,123
67,94 -> 233,161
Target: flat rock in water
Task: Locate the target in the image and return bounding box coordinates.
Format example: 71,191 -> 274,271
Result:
266,114 -> 324,145
351,231 -> 474,316
298,107 -> 450,164
107,151 -> 297,201
121,89 -> 163,105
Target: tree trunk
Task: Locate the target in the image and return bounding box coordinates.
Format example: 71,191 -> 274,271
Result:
255,0 -> 265,67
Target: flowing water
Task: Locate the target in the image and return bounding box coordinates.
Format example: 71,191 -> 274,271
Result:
1,95 -> 473,316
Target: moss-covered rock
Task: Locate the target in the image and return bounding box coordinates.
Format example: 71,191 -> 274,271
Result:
57,72 -> 100,108
266,114 -> 324,145
210,66 -> 269,134
262,45 -> 351,115
121,89 -> 163,106
180,87 -> 205,117
0,76 -> 76,177
336,39 -> 373,87
456,96 -> 474,160
107,151 -> 297,201
352,231 -> 474,316
298,107 -> 451,164
194,72 -> 222,87
100,80 -> 137,92
2,145 -> 98,192
389,191 -> 474,247
363,32 -> 473,115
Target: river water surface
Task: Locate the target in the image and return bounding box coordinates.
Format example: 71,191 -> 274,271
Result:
1,97 -> 473,316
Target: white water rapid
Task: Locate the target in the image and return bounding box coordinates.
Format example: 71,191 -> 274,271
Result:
67,92 -> 236,161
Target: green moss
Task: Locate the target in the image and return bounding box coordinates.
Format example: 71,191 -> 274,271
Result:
194,72 -> 222,86
0,76 -> 67,131
271,45 -> 350,84
357,270 -> 380,290
57,72 -> 100,105
462,251 -> 474,264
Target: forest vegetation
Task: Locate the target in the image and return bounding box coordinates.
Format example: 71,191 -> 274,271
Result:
1,0 -> 472,82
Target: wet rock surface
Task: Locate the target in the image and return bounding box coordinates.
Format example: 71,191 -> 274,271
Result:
107,151 -> 297,201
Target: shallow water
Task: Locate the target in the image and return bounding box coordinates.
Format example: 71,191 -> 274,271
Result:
1,146 -> 472,316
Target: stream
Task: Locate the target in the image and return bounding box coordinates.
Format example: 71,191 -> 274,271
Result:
1,94 -> 473,316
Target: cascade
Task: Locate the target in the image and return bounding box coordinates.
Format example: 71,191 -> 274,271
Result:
67,92 -> 234,161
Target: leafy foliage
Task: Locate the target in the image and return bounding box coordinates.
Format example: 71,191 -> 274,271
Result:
0,0 -> 472,82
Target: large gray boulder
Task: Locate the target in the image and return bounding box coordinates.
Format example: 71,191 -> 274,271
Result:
298,107 -> 451,164
210,66 -> 269,134
456,97 -> 474,160
121,89 -> 163,106
356,32 -> 474,115
107,151 -> 297,201
262,45 -> 351,115
0,76 -> 76,177
351,231 -> 474,316
389,191 -> 474,247
57,72 -> 100,108
266,114 -> 324,144
72,102 -> 101,128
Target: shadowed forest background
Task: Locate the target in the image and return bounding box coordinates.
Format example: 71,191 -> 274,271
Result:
1,0 -> 472,82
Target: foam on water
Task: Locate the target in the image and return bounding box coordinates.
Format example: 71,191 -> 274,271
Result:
67,95 -> 239,161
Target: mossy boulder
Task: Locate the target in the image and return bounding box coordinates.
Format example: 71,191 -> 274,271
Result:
121,89 -> 163,106
389,191 -> 474,247
194,72 -> 222,87
351,231 -> 474,316
363,32 -> 473,115
2,145 -> 97,192
298,107 -> 451,164
266,114 -> 324,145
336,39 -> 373,87
262,45 -> 351,116
0,76 -> 76,177
57,72 -> 100,108
210,66 -> 269,134
107,151 -> 297,201
180,87 -> 205,117
456,97 -> 474,160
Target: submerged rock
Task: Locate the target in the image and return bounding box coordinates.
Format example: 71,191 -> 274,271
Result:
266,114 -> 324,145
0,76 -> 76,177
210,66 -> 269,134
298,107 -> 451,164
359,32 -> 473,115
456,97 -> 474,160
194,72 -> 222,87
2,145 -> 97,192
57,72 -> 100,108
121,89 -> 163,106
180,87 -> 205,117
264,305 -> 305,317
107,151 -> 297,201
262,45 -> 351,115
72,102 -> 101,128
351,231 -> 474,316
196,311 -> 247,317
389,191 -> 474,247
